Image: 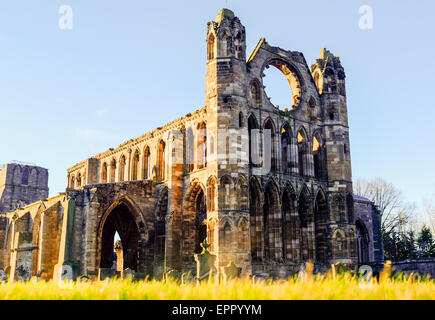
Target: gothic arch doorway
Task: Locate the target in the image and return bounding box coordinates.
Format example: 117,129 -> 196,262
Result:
99,201 -> 142,271
356,220 -> 369,264
184,181 -> 207,256
195,189 -> 207,253
314,190 -> 329,263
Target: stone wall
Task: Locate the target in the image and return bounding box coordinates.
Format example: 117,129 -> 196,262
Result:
371,259 -> 435,278
354,195 -> 384,264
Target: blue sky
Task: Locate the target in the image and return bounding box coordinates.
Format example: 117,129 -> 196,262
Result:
0,1 -> 434,220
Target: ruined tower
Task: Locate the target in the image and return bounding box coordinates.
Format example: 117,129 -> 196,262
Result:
0,162 -> 49,214
205,9 -> 251,272
311,49 -> 356,263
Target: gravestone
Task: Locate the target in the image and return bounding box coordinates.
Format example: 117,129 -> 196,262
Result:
0,269 -> 7,281
98,268 -> 116,280
221,261 -> 241,279
194,240 -> 217,281
121,268 -> 134,280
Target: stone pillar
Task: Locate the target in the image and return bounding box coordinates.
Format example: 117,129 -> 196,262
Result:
10,231 -> 34,281
87,191 -> 100,275
127,149 -> 132,181
114,240 -> 123,272
53,197 -> 78,281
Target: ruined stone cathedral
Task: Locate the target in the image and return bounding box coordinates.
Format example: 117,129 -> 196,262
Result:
0,9 -> 381,281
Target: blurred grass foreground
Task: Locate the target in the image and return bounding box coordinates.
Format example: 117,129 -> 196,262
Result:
0,263 -> 434,300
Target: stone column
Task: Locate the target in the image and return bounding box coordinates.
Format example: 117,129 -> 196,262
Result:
114,240 -> 123,272
127,149 -> 132,181
53,197 -> 78,281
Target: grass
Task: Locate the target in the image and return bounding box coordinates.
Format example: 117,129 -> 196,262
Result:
0,267 -> 434,300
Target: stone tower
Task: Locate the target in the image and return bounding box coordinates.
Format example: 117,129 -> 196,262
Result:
205,9 -> 252,271
311,49 -> 355,263
0,162 -> 49,214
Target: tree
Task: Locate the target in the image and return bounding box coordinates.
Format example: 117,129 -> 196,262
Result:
422,197 -> 435,233
354,178 -> 415,234
355,178 -> 418,261
417,225 -> 435,258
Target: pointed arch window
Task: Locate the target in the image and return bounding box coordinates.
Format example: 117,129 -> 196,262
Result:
264,119 -> 276,171
186,127 -> 194,172
333,230 -> 347,258
219,32 -> 231,57
313,133 -> 325,180
109,159 -> 116,183
101,162 -> 108,183
249,178 -> 263,261
158,140 -> 166,181
281,124 -> 291,173
131,150 -> 140,180
197,122 -> 207,169
70,174 -> 75,188
207,178 -> 216,212
332,194 -> 346,223
234,31 -> 244,60
223,222 -> 232,248
297,129 -> 308,176
248,115 -> 259,166
21,167 -> 29,186
238,219 -> 249,249
238,112 -> 243,128
76,173 -> 82,187
207,33 -> 215,60
119,155 -> 127,182
219,176 -> 232,210
143,147 -> 151,179
309,97 -> 316,120
250,80 -> 261,107
263,182 -> 283,260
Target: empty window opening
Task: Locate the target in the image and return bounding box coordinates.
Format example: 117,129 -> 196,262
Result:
143,147 -> 151,179
297,129 -> 308,176
101,162 -> 108,183
262,60 -> 301,110
22,168 -> 29,186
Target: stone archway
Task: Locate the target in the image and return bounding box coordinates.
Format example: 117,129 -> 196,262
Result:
298,187 -> 315,261
314,190 -> 329,263
249,177 -> 263,261
183,181 -> 207,260
98,200 -> 144,272
356,220 -> 369,264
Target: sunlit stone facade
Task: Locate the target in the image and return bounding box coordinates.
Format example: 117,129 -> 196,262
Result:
0,9 -> 369,280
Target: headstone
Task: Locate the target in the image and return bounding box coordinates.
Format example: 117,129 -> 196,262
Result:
61,264 -> 73,281
78,275 -> 90,282
114,240 -> 123,272
0,269 -> 7,281
121,268 -> 135,280
98,268 -> 116,280
194,240 -> 217,281
221,261 -> 241,279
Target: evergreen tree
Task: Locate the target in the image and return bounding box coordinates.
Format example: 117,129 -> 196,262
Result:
417,226 -> 434,258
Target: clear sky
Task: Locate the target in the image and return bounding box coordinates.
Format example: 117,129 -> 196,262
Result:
0,1 -> 434,220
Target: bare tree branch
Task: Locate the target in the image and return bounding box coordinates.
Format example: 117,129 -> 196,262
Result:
354,178 -> 415,234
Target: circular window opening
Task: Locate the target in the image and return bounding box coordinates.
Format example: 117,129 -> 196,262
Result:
262,60 -> 301,110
